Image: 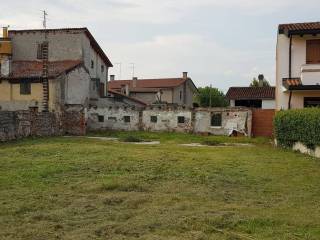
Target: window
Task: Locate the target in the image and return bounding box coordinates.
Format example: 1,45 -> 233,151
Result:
180,91 -> 182,100
37,43 -> 43,59
91,60 -> 94,69
304,97 -> 320,107
124,116 -> 131,123
98,115 -> 104,122
20,81 -> 31,95
211,113 -> 222,127
177,116 -> 185,124
306,40 -> 320,64
101,65 -> 104,73
150,116 -> 157,123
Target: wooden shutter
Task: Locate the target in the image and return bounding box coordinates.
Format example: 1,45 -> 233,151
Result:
306,40 -> 320,64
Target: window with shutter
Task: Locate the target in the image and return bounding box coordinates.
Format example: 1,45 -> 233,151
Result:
306,40 -> 320,64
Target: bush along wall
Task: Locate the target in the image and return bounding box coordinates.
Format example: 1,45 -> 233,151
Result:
274,108 -> 320,149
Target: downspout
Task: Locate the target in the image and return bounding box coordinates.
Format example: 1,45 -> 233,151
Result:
288,35 -> 293,109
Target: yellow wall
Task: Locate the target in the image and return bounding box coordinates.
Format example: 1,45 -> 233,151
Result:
280,90 -> 320,109
0,80 -> 60,111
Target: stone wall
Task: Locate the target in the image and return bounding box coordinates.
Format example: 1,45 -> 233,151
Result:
87,106 -> 252,136
0,110 -> 85,142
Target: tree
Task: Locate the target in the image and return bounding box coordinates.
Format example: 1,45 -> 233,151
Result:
250,74 -> 270,87
195,86 -> 229,107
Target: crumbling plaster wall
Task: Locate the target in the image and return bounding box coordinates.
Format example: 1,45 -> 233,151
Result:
87,106 -> 252,136
88,106 -> 140,131
194,108 -> 252,136
142,107 -> 193,133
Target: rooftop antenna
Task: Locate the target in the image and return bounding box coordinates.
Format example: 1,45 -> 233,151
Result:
115,62 -> 122,80
130,63 -> 135,78
42,10 -> 48,39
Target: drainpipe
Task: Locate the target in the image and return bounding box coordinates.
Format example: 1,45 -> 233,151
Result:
288,35 -> 293,110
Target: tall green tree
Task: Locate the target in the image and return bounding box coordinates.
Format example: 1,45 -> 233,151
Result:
250,74 -> 270,87
196,86 -> 229,107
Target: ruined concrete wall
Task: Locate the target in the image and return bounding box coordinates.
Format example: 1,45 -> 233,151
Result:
87,106 -> 252,136
194,108 -> 252,136
87,106 -> 140,131
142,107 -> 193,133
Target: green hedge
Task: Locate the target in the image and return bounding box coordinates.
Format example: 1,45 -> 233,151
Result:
274,108 -> 320,149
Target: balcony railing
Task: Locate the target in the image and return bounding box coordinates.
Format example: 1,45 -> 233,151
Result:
301,64 -> 320,85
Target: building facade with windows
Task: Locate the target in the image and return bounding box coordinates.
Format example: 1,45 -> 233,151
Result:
276,22 -> 320,110
0,27 -> 113,112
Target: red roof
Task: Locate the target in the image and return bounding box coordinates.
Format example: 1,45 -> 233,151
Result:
5,60 -> 84,79
279,22 -> 320,34
109,78 -> 187,92
226,87 -> 275,100
9,28 -> 112,67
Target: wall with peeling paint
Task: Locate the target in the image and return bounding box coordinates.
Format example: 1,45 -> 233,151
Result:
87,106 -> 252,136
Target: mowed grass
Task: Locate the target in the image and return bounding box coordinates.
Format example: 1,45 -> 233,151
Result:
0,132 -> 320,240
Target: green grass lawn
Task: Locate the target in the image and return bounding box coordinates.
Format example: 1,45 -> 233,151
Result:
0,132 -> 320,240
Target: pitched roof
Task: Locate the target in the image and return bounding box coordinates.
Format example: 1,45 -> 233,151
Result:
108,90 -> 147,106
3,60 -> 84,79
108,78 -> 194,92
279,22 -> 320,35
226,87 -> 275,100
9,28 -> 112,67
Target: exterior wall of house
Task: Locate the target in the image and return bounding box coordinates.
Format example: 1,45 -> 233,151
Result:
261,100 -> 275,109
9,30 -> 83,61
64,67 -> 90,106
172,80 -> 195,107
9,30 -> 109,96
81,34 -> 108,92
276,33 -> 320,110
130,92 -> 157,104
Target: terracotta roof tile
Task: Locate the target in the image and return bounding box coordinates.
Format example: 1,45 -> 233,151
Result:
109,78 -> 187,91
5,60 -> 83,79
108,89 -> 147,106
226,87 -> 275,100
279,22 -> 320,34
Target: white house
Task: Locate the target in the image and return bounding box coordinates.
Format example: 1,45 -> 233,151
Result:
226,87 -> 275,109
276,22 -> 320,110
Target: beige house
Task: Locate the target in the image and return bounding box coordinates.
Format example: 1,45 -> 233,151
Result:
276,22 -> 320,110
108,72 -> 198,107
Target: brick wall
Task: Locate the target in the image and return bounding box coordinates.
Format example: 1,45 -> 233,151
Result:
252,109 -> 275,137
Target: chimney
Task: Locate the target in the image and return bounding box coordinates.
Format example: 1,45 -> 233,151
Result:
110,75 -> 115,81
133,77 -> 138,88
125,84 -> 130,96
258,74 -> 264,87
183,72 -> 188,80
2,27 -> 8,38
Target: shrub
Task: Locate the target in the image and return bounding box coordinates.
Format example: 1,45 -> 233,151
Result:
274,108 -> 320,149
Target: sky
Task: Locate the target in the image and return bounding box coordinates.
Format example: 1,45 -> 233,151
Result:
1,0 -> 320,92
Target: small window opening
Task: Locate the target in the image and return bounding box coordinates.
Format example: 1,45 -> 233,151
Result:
150,116 -> 157,123
20,81 -> 31,95
124,116 -> 131,123
98,115 -> 104,122
177,116 -> 185,124
211,113 -> 222,127
91,60 -> 94,69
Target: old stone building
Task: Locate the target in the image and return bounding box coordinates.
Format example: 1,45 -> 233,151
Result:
0,27 -> 146,112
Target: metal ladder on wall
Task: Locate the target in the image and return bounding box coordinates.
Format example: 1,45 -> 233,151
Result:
41,41 -> 49,112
